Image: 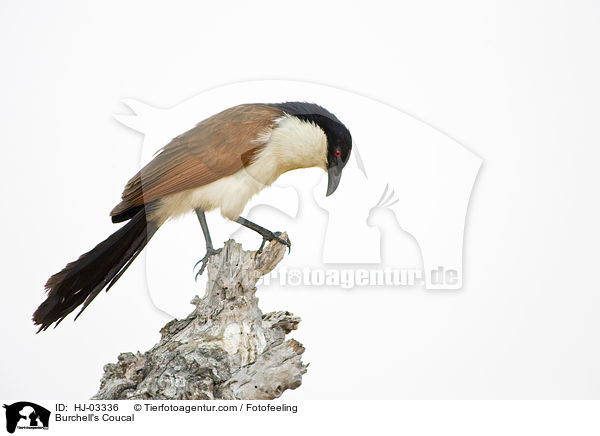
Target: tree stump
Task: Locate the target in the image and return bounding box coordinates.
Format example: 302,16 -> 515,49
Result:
92,234 -> 307,400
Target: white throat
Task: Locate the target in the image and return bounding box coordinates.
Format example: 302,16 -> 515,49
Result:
261,115 -> 328,173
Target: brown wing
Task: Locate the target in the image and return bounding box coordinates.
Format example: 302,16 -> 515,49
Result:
110,103 -> 283,220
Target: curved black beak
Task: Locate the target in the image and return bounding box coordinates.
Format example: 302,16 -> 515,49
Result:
326,165 -> 342,196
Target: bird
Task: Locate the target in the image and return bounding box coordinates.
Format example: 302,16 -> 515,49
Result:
33,101 -> 352,331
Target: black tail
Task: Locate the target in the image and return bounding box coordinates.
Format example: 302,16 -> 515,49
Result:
33,208 -> 159,332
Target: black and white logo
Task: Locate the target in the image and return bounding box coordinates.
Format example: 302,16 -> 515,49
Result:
3,402 -> 50,434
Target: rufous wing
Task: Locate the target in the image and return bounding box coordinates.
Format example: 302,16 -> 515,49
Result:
110,104 -> 284,221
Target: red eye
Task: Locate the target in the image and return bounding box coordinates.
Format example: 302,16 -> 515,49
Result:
334,150 -> 342,158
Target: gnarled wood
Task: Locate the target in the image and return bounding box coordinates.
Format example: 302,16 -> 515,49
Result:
92,234 -> 307,400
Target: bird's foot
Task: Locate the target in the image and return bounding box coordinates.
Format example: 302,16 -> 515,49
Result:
194,247 -> 222,280
255,231 -> 291,257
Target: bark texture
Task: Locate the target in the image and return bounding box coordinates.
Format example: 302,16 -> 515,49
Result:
92,234 -> 307,400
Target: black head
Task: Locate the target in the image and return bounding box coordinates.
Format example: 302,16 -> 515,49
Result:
274,102 -> 352,196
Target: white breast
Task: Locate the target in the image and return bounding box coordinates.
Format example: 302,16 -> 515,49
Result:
152,115 -> 328,223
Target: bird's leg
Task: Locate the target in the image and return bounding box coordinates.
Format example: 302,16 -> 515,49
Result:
194,209 -> 221,279
235,216 -> 291,254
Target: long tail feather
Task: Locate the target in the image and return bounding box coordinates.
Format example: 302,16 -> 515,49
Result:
33,208 -> 159,331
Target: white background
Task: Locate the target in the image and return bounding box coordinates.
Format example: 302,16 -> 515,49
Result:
1,0 -> 600,411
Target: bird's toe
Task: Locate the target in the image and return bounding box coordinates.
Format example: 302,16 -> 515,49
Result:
193,247 -> 222,280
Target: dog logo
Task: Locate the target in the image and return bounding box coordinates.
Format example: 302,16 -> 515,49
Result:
3,402 -> 50,433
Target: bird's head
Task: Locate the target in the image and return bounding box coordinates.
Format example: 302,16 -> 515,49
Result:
275,102 -> 352,196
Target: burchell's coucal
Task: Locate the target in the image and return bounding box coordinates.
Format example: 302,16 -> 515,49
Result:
33,102 -> 352,331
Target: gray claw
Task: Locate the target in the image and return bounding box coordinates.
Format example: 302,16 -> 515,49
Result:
254,232 -> 291,259
194,247 -> 222,280
272,232 -> 291,252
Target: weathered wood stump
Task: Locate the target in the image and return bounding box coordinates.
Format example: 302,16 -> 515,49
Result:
92,234 -> 307,400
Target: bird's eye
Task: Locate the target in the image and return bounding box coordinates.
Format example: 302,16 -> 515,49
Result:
334,150 -> 342,158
